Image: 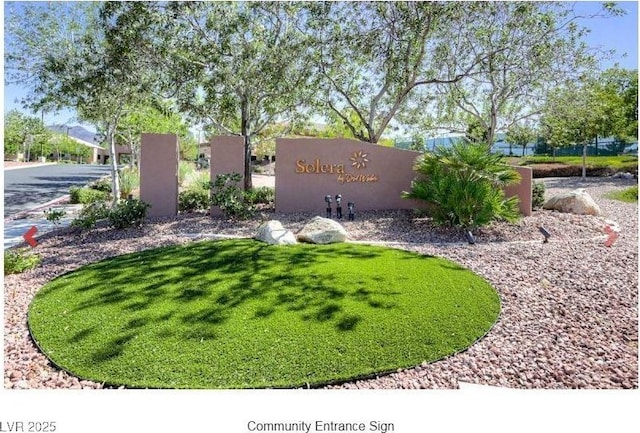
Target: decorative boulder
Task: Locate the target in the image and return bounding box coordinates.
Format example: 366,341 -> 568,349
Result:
296,216 -> 348,244
255,220 -> 297,245
543,188 -> 602,216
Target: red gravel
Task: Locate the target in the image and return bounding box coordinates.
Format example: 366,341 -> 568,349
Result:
3,177 -> 637,389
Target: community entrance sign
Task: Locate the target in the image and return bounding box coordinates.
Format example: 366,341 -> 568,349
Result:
275,138 -> 422,213
139,134 -> 531,218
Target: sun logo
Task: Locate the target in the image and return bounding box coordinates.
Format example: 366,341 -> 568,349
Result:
350,150 -> 369,170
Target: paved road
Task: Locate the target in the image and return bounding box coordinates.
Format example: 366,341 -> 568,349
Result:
3,164 -> 112,218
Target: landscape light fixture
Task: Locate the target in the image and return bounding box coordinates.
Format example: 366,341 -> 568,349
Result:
465,230 -> 476,245
335,194 -> 343,219
604,223 -> 619,247
539,226 -> 551,243
324,195 -> 332,218
347,202 -> 355,221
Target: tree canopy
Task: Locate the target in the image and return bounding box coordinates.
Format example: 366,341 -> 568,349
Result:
305,1 -> 483,144
4,0 -> 634,189
416,2 -> 618,145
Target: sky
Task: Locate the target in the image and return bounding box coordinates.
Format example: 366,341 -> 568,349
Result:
1,1 -> 639,133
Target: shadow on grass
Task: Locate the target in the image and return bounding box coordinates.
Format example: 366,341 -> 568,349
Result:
46,240 -> 400,364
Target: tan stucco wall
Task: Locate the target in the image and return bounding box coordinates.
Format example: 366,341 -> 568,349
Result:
139,133 -> 179,217
275,138 -> 422,213
209,135 -> 246,216
505,166 -> 533,216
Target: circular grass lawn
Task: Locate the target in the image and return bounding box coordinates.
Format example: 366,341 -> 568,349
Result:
28,239 -> 500,389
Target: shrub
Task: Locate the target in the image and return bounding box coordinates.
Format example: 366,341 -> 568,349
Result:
107,198 -> 151,229
179,189 -> 211,213
88,179 -> 112,193
179,171 -> 211,213
403,142 -> 521,228
532,181 -> 546,209
178,161 -> 195,186
69,187 -> 108,205
186,170 -> 210,191
605,185 -> 638,203
44,208 -> 66,225
246,186 -> 275,206
119,168 -> 139,199
4,248 -> 40,275
71,202 -> 110,230
210,172 -> 255,219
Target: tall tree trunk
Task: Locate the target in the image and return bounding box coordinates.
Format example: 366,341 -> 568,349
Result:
240,96 -> 253,191
108,124 -> 121,205
582,142 -> 587,179
487,104 -> 498,145
243,134 -> 253,191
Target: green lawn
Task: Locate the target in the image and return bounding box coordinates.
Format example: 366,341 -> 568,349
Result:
519,155 -> 638,171
28,239 -> 500,389
605,185 -> 638,203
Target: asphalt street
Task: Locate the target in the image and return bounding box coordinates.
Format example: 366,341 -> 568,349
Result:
3,164 -> 112,218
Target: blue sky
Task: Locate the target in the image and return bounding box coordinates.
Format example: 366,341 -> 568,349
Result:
2,1 -> 638,132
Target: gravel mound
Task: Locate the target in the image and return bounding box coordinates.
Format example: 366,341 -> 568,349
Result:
4,177 -> 637,389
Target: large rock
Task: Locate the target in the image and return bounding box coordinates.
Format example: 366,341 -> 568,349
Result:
296,216 -> 347,244
255,220 -> 297,245
543,188 -> 602,216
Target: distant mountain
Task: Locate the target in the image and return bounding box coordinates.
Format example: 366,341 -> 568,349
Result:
48,124 -> 100,145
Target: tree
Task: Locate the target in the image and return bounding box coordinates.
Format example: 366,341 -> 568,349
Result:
598,67 -> 638,143
305,2 -> 483,144
143,1 -> 317,190
5,2 -> 163,204
465,117 -> 491,145
114,103 -> 196,167
420,2 -> 617,145
3,110 -> 51,159
541,68 -> 637,177
506,123 -> 538,157
49,133 -> 92,162
541,78 -> 609,178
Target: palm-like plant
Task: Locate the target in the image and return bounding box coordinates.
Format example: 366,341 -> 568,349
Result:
403,141 -> 521,228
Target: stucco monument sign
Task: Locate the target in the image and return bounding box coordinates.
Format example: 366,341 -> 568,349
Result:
139,134 -> 532,218
275,138 -> 423,213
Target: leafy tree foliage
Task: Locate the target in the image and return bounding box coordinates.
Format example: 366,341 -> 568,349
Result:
5,2 -> 163,203
540,67 -> 637,178
416,2 -> 617,144
112,104 -> 197,166
598,67 -> 638,143
506,123 -> 538,157
3,110 -> 91,161
136,1 -> 317,189
3,110 -> 50,158
305,2 -> 481,144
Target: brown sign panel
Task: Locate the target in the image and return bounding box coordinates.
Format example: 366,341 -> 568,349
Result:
275,138 -> 423,213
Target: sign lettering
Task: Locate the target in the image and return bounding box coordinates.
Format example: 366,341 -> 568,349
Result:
295,151 -> 379,183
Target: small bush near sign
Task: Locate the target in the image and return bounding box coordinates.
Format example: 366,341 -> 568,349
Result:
179,189 -> 210,213
69,186 -> 109,205
108,198 -> 151,229
4,248 -> 40,275
532,182 -> 546,209
404,142 -> 521,228
210,172 -> 256,219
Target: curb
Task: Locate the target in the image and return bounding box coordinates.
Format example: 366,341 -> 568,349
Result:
4,163 -> 56,171
5,195 -> 71,222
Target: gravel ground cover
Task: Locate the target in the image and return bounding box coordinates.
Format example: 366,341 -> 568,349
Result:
4,177 -> 638,389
